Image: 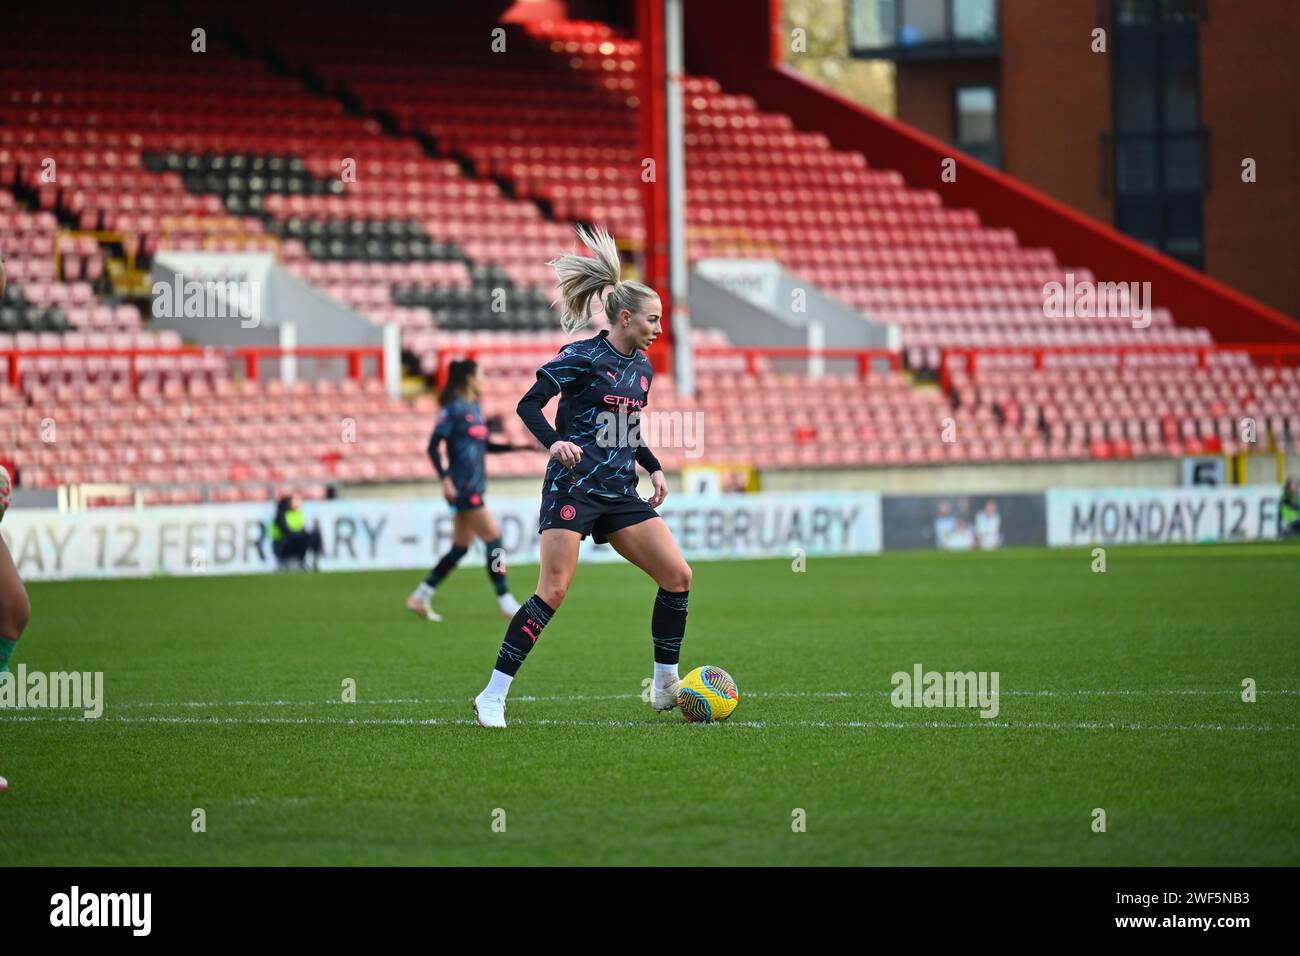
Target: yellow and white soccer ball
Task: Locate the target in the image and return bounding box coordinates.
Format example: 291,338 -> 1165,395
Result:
676,665 -> 740,723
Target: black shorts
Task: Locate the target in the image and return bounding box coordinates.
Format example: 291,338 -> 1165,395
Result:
450,491 -> 485,513
538,486 -> 658,544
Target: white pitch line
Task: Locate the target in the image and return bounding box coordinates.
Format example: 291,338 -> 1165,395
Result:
3,713 -> 1296,733
100,688 -> 1300,709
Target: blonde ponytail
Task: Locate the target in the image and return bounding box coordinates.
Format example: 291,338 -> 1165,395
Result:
548,225 -> 656,333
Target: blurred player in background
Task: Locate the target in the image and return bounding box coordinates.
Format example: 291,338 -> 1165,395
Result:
472,226 -> 687,729
408,359 -> 522,622
0,254 -> 31,674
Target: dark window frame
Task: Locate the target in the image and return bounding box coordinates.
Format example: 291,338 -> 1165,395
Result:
1104,0 -> 1209,270
952,83 -> 1001,169
845,0 -> 1001,61
1101,0 -> 1210,26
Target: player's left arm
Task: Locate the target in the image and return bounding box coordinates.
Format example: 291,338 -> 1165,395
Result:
635,445 -> 663,477
636,445 -> 667,508
634,369 -> 667,507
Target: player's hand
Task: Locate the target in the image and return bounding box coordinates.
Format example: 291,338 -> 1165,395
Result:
647,470 -> 668,508
441,477 -> 458,504
550,440 -> 583,469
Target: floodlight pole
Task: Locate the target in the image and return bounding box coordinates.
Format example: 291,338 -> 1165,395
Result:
637,0 -> 669,374
664,0 -> 693,397
637,0 -> 692,395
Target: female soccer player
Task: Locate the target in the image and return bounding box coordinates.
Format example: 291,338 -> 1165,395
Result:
0,254 -> 31,674
0,466 -> 29,674
472,226 -> 690,728
407,359 -> 523,621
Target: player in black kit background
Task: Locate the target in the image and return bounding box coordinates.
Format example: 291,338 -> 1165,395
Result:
0,253 -> 32,678
407,359 -> 523,622
472,226 -> 693,729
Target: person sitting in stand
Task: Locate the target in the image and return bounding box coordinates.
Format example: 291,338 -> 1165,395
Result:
1281,477 -> 1300,538
270,493 -> 323,570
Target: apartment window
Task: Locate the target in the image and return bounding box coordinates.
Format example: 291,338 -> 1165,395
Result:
847,0 -> 999,60
951,0 -> 998,41
1107,0 -> 1208,269
1113,0 -> 1203,25
954,85 -> 1000,168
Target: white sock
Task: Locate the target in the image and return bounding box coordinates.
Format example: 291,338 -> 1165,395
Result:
414,582 -> 433,601
498,592 -> 517,609
485,669 -> 513,699
654,662 -> 679,687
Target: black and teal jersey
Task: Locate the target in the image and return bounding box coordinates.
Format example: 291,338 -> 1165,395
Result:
517,329 -> 660,499
428,397 -> 496,497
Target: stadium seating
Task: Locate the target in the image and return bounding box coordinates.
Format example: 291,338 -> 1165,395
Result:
229,10 -> 1293,455
252,13 -> 1212,367
1,5 -> 1295,504
3,376 -> 457,504
0,199 -> 136,334
945,348 -> 1300,460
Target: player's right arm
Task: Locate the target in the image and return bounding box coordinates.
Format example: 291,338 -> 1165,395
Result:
428,407 -> 458,501
517,346 -> 591,469
427,407 -> 453,477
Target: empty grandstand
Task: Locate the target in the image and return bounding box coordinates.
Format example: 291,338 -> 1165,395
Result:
2,0 -> 1297,509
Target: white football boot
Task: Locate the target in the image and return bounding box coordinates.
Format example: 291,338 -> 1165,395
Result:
497,593 -> 521,619
405,593 -> 442,622
473,691 -> 507,728
650,674 -> 680,712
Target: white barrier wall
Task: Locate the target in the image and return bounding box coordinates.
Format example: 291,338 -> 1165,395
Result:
1046,486 -> 1282,546
0,491 -> 883,581
3,485 -> 1285,580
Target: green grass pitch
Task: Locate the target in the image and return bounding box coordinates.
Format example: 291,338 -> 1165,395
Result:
2,544 -> 1297,866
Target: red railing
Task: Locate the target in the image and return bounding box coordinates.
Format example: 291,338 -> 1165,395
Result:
231,346 -> 384,383
0,345 -> 384,392
434,343 -> 901,387
433,342 -> 571,390
939,343 -> 1300,391
693,345 -> 901,379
